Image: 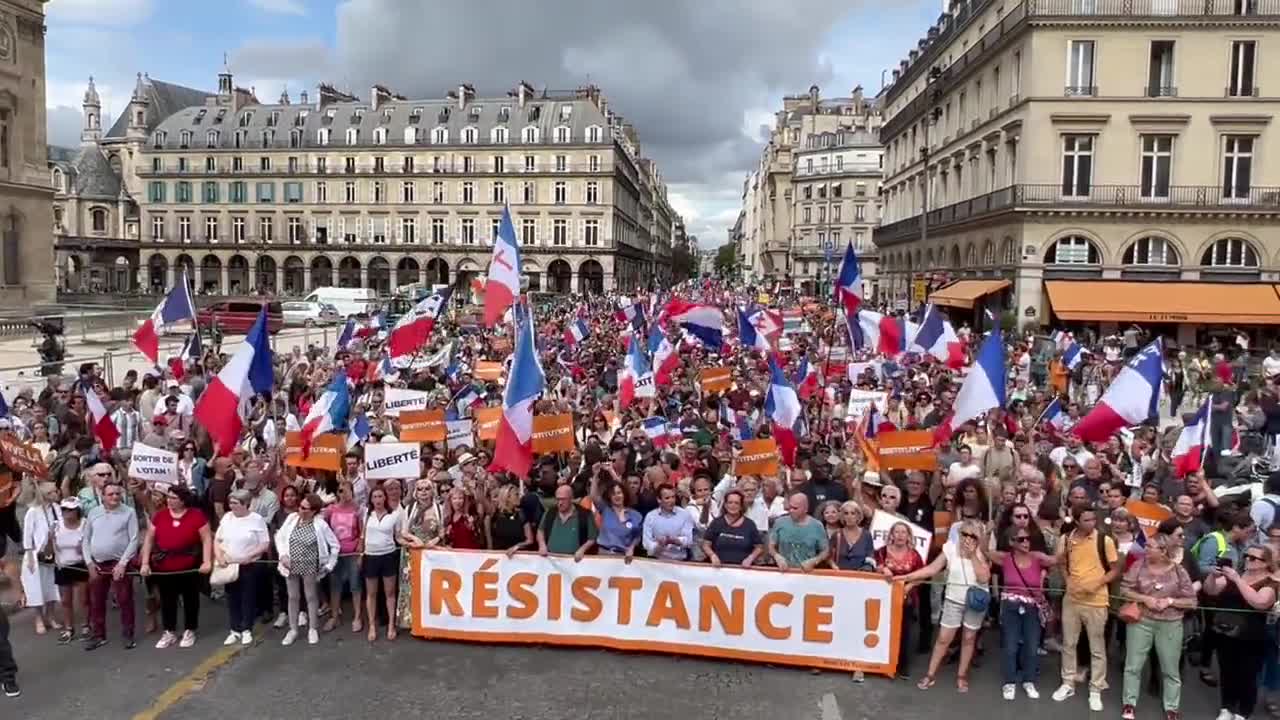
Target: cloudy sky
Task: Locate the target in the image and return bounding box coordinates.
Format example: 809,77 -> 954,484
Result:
45,0 -> 939,249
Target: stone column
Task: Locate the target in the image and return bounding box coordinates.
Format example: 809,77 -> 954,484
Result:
168,264 -> 177,290
220,265 -> 229,295
359,267 -> 369,289
276,265 -> 285,295
303,267 -> 312,292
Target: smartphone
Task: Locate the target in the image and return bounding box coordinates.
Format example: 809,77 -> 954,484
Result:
1215,557 -> 1234,570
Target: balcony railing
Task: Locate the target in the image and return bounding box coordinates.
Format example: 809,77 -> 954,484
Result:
793,164 -> 882,177
1064,85 -> 1098,97
1145,85 -> 1177,97
873,182 -> 1280,246
1028,0 -> 1280,16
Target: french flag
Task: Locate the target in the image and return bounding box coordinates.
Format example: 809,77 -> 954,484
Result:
1051,330 -> 1075,352
1171,399 -> 1211,477
388,287 -> 452,359
847,309 -> 908,356
132,274 -> 196,366
299,373 -> 351,457
1074,339 -> 1163,443
564,319 -> 590,346
366,354 -> 398,384
451,384 -> 483,418
615,302 -> 646,330
764,355 -> 803,466
483,204 -> 522,328
81,382 -> 120,452
336,318 -> 356,352
793,357 -> 820,400
168,332 -> 202,381
1062,342 -> 1088,371
355,312 -> 385,340
937,327 -> 1006,443
619,335 -> 655,410
664,299 -> 724,351
744,305 -> 782,348
834,241 -> 864,314
643,417 -> 670,448
910,304 -> 965,368
193,308 -> 275,454
648,325 -> 679,385
737,307 -> 771,353
1036,397 -> 1069,431
346,413 -> 370,450
492,302 -> 545,478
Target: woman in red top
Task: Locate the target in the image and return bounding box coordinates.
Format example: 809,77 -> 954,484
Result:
442,487 -> 482,549
140,485 -> 212,649
876,520 -> 925,681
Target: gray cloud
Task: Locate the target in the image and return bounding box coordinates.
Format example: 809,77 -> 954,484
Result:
47,106 -> 84,149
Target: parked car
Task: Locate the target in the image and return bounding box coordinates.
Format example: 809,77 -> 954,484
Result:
281,300 -> 340,327
197,298 -> 284,335
301,287 -> 379,318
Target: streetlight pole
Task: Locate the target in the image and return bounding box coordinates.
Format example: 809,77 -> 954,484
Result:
911,66 -> 944,318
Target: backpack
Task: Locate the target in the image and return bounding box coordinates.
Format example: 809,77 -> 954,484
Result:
1064,529 -> 1113,574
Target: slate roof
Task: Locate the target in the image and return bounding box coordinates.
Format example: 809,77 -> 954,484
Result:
50,145 -> 123,199
105,77 -> 216,140
48,145 -> 77,164
149,94 -> 613,151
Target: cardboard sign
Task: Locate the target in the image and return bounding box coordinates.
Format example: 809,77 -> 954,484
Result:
699,367 -> 732,394
1125,500 -> 1173,539
868,510 -> 933,556
846,389 -> 887,422
127,441 -> 177,489
0,431 -> 47,478
384,387 -> 430,417
401,409 -> 447,442
474,361 -> 503,382
284,432 -> 345,472
365,441 -> 421,480
446,420 -> 474,448
734,438 -> 779,477
474,406 -> 501,441
531,414 -> 575,454
874,431 -> 937,471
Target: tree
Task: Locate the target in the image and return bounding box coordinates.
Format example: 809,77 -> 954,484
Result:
714,243 -> 737,276
671,244 -> 696,282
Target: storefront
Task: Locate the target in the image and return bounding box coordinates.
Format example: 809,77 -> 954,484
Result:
928,279 -> 1010,328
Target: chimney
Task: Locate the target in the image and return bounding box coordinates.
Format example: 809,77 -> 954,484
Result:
808,84 -> 820,109
456,84 -> 475,109
370,84 -> 394,111
892,69 -> 901,83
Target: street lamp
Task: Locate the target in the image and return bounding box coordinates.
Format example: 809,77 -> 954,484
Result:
911,65 -> 945,315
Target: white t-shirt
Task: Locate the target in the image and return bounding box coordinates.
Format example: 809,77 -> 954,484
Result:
942,541 -> 985,605
215,511 -> 271,563
55,518 -> 84,567
1264,355 -> 1280,380
947,461 -> 982,486
1049,445 -> 1095,471
152,392 -> 194,418
363,508 -> 403,556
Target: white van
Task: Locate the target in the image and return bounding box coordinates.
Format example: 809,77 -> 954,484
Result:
302,287 -> 378,318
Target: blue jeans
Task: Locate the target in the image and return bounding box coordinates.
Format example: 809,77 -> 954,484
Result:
1001,599 -> 1042,684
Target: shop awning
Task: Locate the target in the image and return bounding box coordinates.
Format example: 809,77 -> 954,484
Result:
928,279 -> 1011,309
1044,281 -> 1280,325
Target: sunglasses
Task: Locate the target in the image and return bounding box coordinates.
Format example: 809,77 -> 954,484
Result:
961,532 -> 978,540
1013,513 -> 1030,520
1014,535 -> 1031,543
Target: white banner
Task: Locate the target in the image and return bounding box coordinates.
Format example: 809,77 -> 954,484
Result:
364,441 -> 421,479
411,549 -> 902,675
446,420 -> 474,448
127,442 -> 177,488
845,389 -> 887,422
384,387 -> 429,417
868,510 -> 932,557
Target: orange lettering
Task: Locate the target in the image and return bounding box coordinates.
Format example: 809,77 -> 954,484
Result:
547,573 -> 563,621
570,576 -> 603,622
506,572 -> 539,619
698,586 -> 745,635
645,580 -> 691,630
802,594 -> 834,643
428,568 -> 463,617
471,560 -> 499,619
754,591 -> 792,640
609,576 -> 643,624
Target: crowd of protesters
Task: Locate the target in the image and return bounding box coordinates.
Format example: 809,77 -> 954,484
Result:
0,283 -> 1279,720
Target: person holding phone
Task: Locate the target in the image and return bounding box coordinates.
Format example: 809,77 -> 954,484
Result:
1205,543 -> 1278,720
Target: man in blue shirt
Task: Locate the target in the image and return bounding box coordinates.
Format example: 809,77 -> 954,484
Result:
643,485 -> 695,561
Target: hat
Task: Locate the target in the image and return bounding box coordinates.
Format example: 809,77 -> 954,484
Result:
862,471 -> 883,486
59,498 -> 82,511
457,452 -> 476,465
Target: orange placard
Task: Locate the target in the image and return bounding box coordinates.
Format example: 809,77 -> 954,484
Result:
475,361 -> 503,382
873,430 -> 937,471
284,431 -> 345,472
400,409 -> 447,442
1125,500 -> 1173,539
473,407 -> 501,441
531,414 -> 575,454
734,438 -> 779,477
0,431 -> 47,478
699,367 -> 732,394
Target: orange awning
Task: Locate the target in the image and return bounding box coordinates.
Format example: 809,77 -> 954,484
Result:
928,279 -> 1011,309
1044,281 -> 1280,325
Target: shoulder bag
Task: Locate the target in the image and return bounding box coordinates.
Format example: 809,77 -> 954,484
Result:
960,554 -> 991,613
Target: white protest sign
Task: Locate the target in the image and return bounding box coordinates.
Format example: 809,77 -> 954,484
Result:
384,387 -> 429,417
364,441 -> 421,480
846,389 -> 887,422
128,442 -> 178,489
869,510 -> 932,556
446,420 -> 474,448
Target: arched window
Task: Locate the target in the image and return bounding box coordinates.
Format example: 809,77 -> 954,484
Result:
179,130 -> 192,148
151,131 -> 166,149
317,128 -> 330,145
345,127 -> 359,145
964,244 -> 977,267
206,130 -> 219,148
522,125 -> 540,143
1123,236 -> 1180,266
491,127 -> 509,144
51,168 -> 64,192
1001,238 -> 1017,265
982,240 -> 995,265
432,126 -> 448,144
462,127 -> 478,144
289,129 -> 302,148
403,127 -> 419,144
373,127 -> 387,145
1044,236 -> 1100,264
1201,237 -> 1260,267
554,125 -> 571,143
586,125 -> 603,143
90,208 -> 107,232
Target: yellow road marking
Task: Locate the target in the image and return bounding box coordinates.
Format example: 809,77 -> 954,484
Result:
132,643 -> 244,720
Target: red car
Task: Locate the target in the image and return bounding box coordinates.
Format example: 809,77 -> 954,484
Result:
196,299 -> 285,335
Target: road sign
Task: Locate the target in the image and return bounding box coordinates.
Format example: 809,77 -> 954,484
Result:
912,279 -> 928,303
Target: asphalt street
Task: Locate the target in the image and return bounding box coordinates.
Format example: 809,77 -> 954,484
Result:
4,597 -> 1233,720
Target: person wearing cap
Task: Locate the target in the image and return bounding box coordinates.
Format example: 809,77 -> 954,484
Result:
52,496 -> 88,643
151,380 -> 194,420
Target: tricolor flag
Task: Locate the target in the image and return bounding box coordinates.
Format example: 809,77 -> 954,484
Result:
492,302 -> 545,477
1062,342 -> 1088,371
643,417 -> 670,448
1036,397 -> 1068,431
564,319 -> 590,346
132,274 -> 196,365
744,305 -> 782,348
847,309 -> 910,357
648,325 -> 679,386
619,335 -> 655,410
346,414 -> 371,450
1074,339 -> 1164,443
910,304 -> 965,368
614,302 -> 646,330
764,355 -> 803,466
936,327 -> 1006,444
81,382 -> 120,452
483,205 -> 522,328
834,241 -> 864,314
299,373 -> 351,457
1051,330 -> 1075,352
193,308 -> 275,454
336,318 -> 356,352
737,307 -> 771,353
663,299 -> 724,351
793,357 -> 820,400
1171,399 -> 1212,477
781,309 -> 803,335
366,354 -> 398,384
387,287 -> 452,359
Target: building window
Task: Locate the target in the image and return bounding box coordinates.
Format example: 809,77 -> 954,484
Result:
401,217 -> 416,244
371,217 -> 386,244
316,157 -> 327,174
373,157 -> 385,173
524,155 -> 536,172
462,156 -> 475,173
344,181 -> 357,204
205,157 -> 216,172
802,206 -> 812,223
206,130 -> 219,148
229,181 -> 246,203
317,128 -> 330,145
521,218 -> 536,245
462,218 -> 476,244
151,215 -> 165,240
431,217 -> 446,244
1044,235 -> 1100,264
373,127 -> 387,145
202,216 -> 217,241
345,128 -> 359,145
1067,40 -> 1096,96
462,127 -> 478,144
555,155 -> 567,172
373,181 -> 386,204
402,181 -> 416,203
493,127 -> 509,144
491,217 -> 501,244
803,186 -> 811,200
462,181 -> 475,204
586,181 -> 599,204
552,218 -> 568,246
1061,134 -> 1094,197
832,205 -> 841,222
492,182 -> 506,204
344,157 -> 357,174
432,181 -> 445,204
588,155 -> 600,172
1139,135 -> 1173,199
403,156 -> 415,173
1148,41 -> 1175,96
255,182 -> 274,203
288,217 -> 303,244
229,217 -> 244,243
554,181 -> 567,204
584,219 -> 599,247
432,127 -> 448,144
523,181 -> 535,204
1229,40 -> 1257,97
316,182 -> 328,204
1200,236 -> 1259,268
586,125 -> 602,143
91,208 -> 107,232
554,126 -> 570,143
493,156 -> 505,174
178,216 -> 191,243
1123,236 -> 1178,266
523,126 -> 539,143
1222,135 -> 1254,199
174,182 -> 191,203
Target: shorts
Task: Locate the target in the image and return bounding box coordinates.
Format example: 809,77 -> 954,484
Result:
55,563 -> 88,587
361,551 -> 400,580
939,599 -> 985,631
330,554 -> 363,594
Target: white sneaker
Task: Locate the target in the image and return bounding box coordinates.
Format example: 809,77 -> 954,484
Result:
281,629 -> 298,646
155,631 -> 177,649
1022,683 -> 1040,700
1051,684 -> 1075,702
298,612 -> 308,627
1002,683 -> 1016,700
222,631 -> 241,646
272,612 -> 287,629
179,630 -> 196,648
307,628 -> 319,645
1216,710 -> 1233,720
240,630 -> 253,646
1088,692 -> 1102,712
